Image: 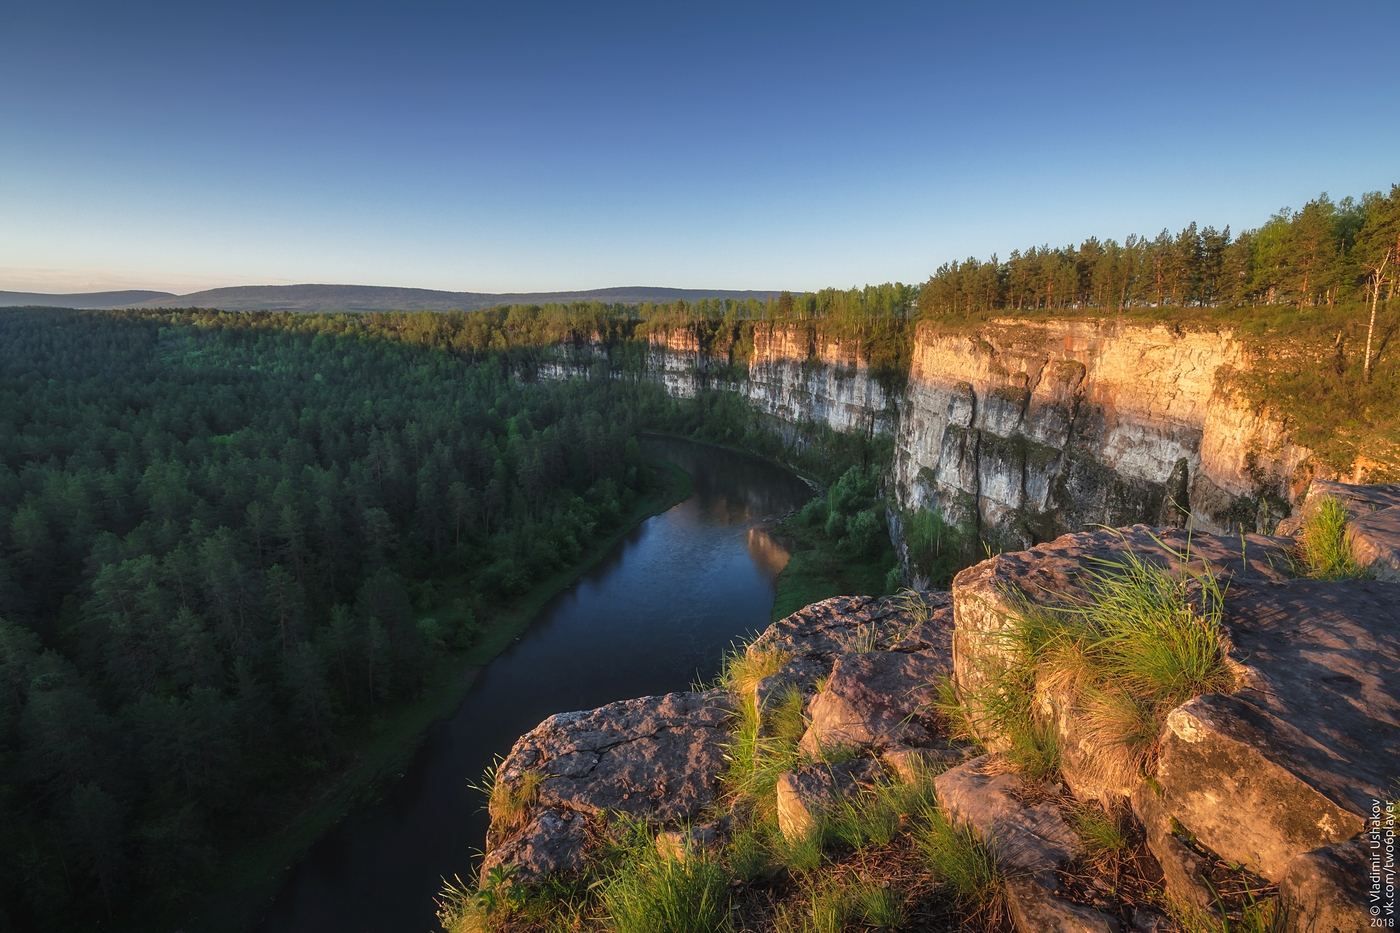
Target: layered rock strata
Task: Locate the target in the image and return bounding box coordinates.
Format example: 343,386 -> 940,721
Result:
620,320 -> 1324,545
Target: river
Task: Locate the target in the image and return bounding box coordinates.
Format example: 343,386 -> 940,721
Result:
253,438 -> 814,933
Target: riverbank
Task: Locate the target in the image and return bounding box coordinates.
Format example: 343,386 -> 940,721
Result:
769,514 -> 898,620
162,458 -> 694,933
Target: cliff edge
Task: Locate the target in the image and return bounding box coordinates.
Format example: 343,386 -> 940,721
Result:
465,480 -> 1399,933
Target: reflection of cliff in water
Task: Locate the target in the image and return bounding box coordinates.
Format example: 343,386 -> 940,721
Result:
746,526 -> 791,577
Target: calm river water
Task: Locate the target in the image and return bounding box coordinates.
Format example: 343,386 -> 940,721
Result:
254,438 -> 813,933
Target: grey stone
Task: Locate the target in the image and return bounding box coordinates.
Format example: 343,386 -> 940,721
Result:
483,691 -> 732,882
1157,579 -> 1400,880
1127,905 -> 1173,933
1350,505 -> 1400,583
799,649 -> 949,756
654,823 -> 721,862
1294,480 -> 1400,582
774,757 -> 885,842
1279,838 -> 1372,933
747,592 -> 952,661
933,754 -> 1083,874
1005,875 -> 1120,933
881,745 -> 960,784
480,807 -> 590,884
753,655 -> 829,709
1130,782 -> 1216,912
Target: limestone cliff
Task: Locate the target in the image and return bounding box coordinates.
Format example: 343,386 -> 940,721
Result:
891,319 -> 1311,545
630,318 -> 1316,545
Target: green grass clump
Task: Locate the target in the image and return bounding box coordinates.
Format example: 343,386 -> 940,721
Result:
1296,496 -> 1369,579
720,645 -> 791,703
826,766 -> 942,851
1068,803 -> 1128,865
974,535 -> 1234,782
436,867 -> 585,933
722,687 -> 806,829
774,874 -> 906,933
916,804 -> 1004,922
941,665 -> 1061,781
600,829 -> 732,933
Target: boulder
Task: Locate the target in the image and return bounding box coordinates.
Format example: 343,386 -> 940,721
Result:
483,691 -> 731,883
753,655 -> 828,709
799,649 -> 949,756
1278,838 -> 1373,933
774,757 -> 885,842
1350,505 -> 1400,583
747,592 -> 953,661
1005,876 -> 1120,933
933,755 -> 1083,874
1156,579 -> 1400,880
881,745 -> 961,784
654,822 -> 722,862
480,807 -> 591,884
1130,782 -> 1216,912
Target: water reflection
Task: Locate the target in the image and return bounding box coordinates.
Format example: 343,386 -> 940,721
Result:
746,526 -> 791,577
253,439 -> 815,933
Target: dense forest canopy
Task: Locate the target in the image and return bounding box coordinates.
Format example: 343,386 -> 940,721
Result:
0,309 -> 682,928
919,186 -> 1400,314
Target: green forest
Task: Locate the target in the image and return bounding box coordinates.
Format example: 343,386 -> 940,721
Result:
0,309 -> 692,929
1,181 -> 1397,930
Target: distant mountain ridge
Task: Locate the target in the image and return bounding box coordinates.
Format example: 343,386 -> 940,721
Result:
0,289 -> 177,308
1,283 -> 784,313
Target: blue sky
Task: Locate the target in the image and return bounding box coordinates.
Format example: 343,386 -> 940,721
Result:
2,1 -> 1397,294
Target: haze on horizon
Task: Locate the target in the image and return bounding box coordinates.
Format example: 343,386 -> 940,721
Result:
3,0 -> 1397,296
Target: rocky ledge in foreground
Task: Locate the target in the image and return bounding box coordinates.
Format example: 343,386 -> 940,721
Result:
476,480 -> 1399,932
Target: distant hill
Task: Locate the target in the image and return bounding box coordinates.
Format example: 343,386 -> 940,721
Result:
3,284 -> 786,312
0,289 -> 177,308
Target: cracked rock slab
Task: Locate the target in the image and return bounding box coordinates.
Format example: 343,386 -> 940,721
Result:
483,691 -> 731,883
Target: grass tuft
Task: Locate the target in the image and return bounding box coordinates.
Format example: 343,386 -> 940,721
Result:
485,767 -> 543,834
916,804 -> 1005,924
721,645 -> 792,703
601,825 -> 732,933
1296,495 -> 1369,580
774,873 -> 907,933
971,534 -> 1234,781
1167,892 -> 1283,933
826,765 -> 941,852
1068,802 -> 1128,866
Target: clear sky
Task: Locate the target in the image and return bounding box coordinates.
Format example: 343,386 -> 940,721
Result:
2,1 -> 1397,295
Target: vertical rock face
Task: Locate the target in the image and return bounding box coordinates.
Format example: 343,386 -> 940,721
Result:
553,317 -> 1318,541
891,320 -> 1309,545
743,325 -> 897,437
